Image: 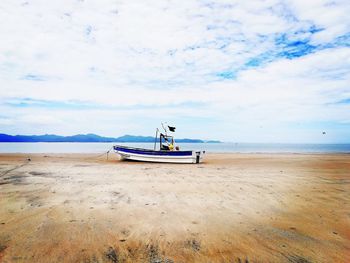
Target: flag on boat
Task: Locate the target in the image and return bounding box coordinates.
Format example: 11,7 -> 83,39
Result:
168,126 -> 176,132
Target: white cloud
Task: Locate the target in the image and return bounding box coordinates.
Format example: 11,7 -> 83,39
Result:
0,0 -> 349,142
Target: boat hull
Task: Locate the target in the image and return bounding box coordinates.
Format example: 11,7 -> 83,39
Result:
113,145 -> 204,164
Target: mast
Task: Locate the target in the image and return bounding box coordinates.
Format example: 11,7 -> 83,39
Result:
154,128 -> 158,150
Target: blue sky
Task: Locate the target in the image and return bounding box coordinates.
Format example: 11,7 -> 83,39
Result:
0,0 -> 349,143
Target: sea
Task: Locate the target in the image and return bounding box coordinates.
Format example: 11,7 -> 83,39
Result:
0,142 -> 349,154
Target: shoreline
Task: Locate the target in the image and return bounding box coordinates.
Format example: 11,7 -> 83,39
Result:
1,153 -> 349,262
0,151 -> 349,156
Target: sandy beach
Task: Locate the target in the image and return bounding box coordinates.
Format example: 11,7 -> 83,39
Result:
0,153 -> 349,262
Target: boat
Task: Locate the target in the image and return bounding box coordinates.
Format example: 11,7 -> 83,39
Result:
113,124 -> 205,163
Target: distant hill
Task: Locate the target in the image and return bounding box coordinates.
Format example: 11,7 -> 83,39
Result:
0,133 -> 220,143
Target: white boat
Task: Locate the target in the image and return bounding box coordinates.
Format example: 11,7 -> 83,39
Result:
114,124 -> 205,164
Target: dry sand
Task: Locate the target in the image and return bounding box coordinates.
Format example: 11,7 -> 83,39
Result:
0,153 -> 349,263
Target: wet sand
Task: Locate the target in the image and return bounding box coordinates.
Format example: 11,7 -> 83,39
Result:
0,153 -> 349,263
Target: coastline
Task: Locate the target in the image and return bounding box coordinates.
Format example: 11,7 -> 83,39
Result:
0,142 -> 349,155
0,153 -> 349,262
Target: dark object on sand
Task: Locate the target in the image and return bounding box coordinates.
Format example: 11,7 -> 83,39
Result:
105,247 -> 118,262
185,239 -> 201,251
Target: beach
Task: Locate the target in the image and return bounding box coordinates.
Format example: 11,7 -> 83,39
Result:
0,153 -> 349,263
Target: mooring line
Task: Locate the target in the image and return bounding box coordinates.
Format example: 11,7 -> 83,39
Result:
83,147 -> 114,160
0,158 -> 31,178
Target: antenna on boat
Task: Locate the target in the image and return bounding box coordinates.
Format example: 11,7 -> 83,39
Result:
161,122 -> 168,136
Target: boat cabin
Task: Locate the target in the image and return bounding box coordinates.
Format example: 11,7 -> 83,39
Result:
154,124 -> 179,151
160,133 -> 174,151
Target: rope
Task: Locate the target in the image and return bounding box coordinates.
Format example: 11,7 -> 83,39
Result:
0,147 -> 114,181
83,147 -> 114,160
0,158 -> 31,178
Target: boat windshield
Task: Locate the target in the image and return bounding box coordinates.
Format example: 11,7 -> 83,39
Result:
160,133 -> 174,151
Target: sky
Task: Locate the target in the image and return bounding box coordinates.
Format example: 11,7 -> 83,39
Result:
0,0 -> 349,143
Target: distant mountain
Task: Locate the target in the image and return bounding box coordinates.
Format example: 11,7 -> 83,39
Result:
0,133 -> 220,143
205,140 -> 221,143
0,133 -> 116,142
116,135 -> 155,142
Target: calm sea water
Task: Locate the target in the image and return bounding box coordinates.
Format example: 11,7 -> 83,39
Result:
0,142 -> 349,153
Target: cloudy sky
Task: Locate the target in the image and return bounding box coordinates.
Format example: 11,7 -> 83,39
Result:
0,0 -> 349,142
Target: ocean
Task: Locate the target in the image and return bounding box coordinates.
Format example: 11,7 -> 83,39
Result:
0,142 -> 349,154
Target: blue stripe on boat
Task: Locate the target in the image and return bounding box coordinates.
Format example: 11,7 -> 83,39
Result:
114,145 -> 193,156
